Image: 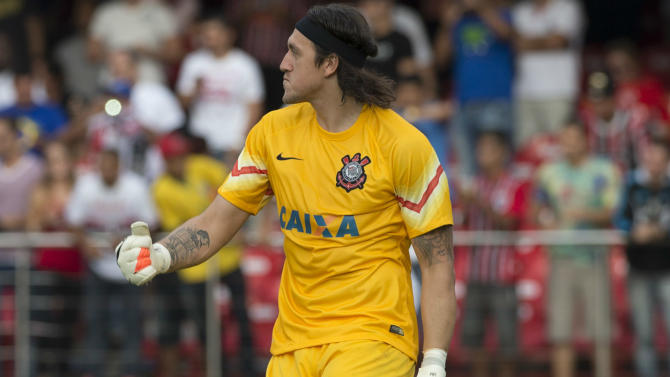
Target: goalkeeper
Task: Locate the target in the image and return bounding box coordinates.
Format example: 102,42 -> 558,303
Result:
117,4 -> 456,376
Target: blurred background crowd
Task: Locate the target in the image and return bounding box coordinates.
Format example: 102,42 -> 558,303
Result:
1,0 -> 670,376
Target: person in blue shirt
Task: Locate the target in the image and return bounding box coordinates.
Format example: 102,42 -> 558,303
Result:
434,0 -> 515,178
0,71 -> 68,152
615,138 -> 670,377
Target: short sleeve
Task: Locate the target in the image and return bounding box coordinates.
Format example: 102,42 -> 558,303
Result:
217,120 -> 272,215
392,6 -> 433,67
552,1 -> 582,39
241,57 -> 265,103
65,177 -> 91,227
153,6 -> 178,39
393,133 -> 453,238
89,5 -> 111,40
511,2 -> 530,30
131,82 -> 184,133
175,54 -> 201,96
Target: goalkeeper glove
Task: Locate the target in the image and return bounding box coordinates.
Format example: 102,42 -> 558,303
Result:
115,221 -> 171,285
416,349 -> 447,377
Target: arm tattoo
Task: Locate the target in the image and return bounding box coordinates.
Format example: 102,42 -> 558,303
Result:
412,225 -> 454,267
162,226 -> 211,268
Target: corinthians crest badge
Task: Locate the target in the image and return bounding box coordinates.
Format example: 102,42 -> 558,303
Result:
336,153 -> 371,192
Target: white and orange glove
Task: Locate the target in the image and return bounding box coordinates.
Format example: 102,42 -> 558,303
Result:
115,221 -> 171,286
416,349 -> 447,377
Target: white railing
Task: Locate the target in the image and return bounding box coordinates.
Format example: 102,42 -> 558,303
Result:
0,229 -> 627,248
0,229 -> 627,377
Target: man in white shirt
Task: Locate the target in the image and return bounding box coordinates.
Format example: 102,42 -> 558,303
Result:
176,12 -> 264,165
88,0 -> 182,83
66,148 -> 157,377
512,0 -> 583,148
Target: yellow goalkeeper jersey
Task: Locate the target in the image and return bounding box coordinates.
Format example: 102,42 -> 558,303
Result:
218,103 -> 453,360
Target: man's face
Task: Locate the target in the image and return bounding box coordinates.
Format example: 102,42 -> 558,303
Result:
643,144 -> 669,179
44,142 -> 71,181
166,155 -> 186,178
100,152 -> 119,186
201,20 -> 234,52
107,50 -> 135,82
560,126 -> 588,161
476,134 -> 506,171
279,30 -> 326,104
606,50 -> 637,84
590,96 -> 615,120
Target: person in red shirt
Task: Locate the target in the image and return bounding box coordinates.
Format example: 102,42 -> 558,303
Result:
580,70 -> 666,174
605,39 -> 669,123
457,130 -> 527,377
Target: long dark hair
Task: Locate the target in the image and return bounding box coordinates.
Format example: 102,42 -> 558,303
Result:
307,4 -> 395,109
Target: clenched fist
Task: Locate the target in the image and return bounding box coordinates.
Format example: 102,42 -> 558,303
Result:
116,221 -> 171,285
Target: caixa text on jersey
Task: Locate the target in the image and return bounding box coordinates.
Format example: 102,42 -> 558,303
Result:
279,206 -> 359,238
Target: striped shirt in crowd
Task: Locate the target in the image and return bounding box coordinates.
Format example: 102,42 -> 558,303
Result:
464,173 -> 527,284
582,103 -> 655,174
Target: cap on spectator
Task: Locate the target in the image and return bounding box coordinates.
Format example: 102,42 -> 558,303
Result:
587,71 -> 615,99
159,132 -> 190,159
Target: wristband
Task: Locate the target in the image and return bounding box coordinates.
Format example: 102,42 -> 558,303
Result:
422,348 -> 447,367
151,243 -> 171,273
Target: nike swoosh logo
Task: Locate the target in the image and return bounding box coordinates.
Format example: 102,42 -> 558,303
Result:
276,153 -> 302,161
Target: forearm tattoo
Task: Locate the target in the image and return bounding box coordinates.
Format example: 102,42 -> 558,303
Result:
162,226 -> 211,268
412,225 -> 454,267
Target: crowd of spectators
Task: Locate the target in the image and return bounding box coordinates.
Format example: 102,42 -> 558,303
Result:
1,0 -> 670,377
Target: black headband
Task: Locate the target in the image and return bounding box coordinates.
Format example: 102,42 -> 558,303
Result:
295,16 -> 367,68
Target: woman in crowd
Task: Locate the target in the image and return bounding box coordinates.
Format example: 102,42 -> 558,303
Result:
25,141 -> 83,377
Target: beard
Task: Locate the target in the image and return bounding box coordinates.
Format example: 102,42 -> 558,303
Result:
282,82 -> 303,104
282,78 -> 321,104
282,90 -> 299,104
